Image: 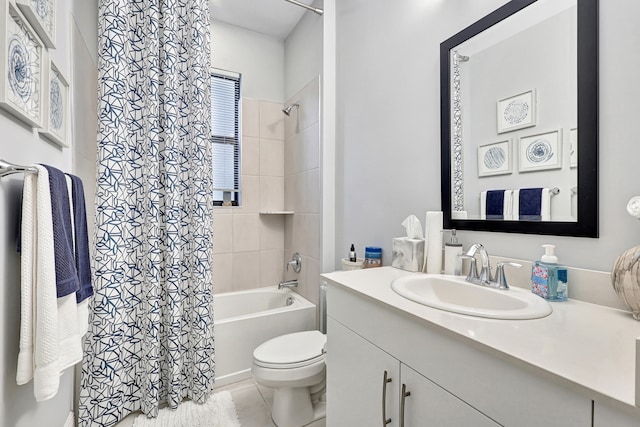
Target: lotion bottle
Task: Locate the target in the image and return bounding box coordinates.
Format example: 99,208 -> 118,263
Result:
444,230 -> 463,275
531,244 -> 568,301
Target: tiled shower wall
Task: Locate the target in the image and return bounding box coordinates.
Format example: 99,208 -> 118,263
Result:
212,99 -> 287,293
284,77 -> 321,308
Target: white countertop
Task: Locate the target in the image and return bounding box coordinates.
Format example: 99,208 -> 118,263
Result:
321,266 -> 640,408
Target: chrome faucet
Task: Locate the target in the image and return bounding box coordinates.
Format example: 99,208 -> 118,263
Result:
457,243 -> 522,290
278,279 -> 299,290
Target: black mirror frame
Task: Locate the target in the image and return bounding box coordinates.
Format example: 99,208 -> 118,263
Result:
440,0 -> 598,238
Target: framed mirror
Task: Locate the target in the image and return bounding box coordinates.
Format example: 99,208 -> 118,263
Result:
440,0 -> 598,237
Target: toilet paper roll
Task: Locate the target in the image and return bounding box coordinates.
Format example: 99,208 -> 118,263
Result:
425,211 -> 443,274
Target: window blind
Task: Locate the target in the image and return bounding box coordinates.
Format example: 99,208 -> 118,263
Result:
211,70 -> 240,204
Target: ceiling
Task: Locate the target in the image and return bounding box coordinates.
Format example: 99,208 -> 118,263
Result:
210,0 -> 312,40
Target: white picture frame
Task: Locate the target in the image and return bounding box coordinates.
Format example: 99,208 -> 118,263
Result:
497,89 -> 536,134
39,55 -> 69,147
518,130 -> 563,172
16,0 -> 55,49
0,1 -> 44,128
569,128 -> 578,168
478,139 -> 512,177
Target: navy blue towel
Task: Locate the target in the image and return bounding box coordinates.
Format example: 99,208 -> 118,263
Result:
486,190 -> 505,220
67,174 -> 93,303
519,188 -> 543,221
42,165 -> 80,298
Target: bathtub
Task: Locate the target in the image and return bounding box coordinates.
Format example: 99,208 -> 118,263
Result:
213,286 -> 316,387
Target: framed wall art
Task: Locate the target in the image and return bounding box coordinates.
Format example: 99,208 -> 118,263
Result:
39,56 -> 69,147
0,1 -> 44,128
569,128 -> 578,168
497,89 -> 536,134
478,139 -> 511,177
518,130 -> 562,172
16,0 -> 55,49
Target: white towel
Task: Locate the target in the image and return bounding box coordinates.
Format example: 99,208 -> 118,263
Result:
17,166 -> 83,402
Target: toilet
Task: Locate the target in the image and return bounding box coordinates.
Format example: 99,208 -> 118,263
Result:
251,330 -> 327,427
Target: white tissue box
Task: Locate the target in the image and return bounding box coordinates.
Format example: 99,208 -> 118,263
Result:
392,237 -> 425,272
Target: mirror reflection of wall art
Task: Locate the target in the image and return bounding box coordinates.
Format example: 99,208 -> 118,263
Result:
519,130 -> 562,172
39,57 -> 69,147
16,0 -> 55,48
478,140 -> 511,177
0,2 -> 44,128
497,89 -> 536,134
569,128 -> 578,168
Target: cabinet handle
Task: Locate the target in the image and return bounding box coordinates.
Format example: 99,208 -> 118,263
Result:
382,370 -> 392,425
400,383 -> 411,427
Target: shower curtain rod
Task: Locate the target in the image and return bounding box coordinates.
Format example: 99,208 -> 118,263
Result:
284,0 -> 323,16
0,159 -> 38,178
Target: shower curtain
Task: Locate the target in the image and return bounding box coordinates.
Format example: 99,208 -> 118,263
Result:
78,0 -> 213,425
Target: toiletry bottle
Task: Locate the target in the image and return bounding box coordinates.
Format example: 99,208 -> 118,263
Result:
363,246 -> 382,268
531,244 -> 568,301
444,230 -> 463,275
349,244 -> 357,262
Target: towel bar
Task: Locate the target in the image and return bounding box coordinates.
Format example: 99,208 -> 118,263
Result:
0,159 -> 38,178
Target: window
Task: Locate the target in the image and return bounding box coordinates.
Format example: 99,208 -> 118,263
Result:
211,69 -> 241,206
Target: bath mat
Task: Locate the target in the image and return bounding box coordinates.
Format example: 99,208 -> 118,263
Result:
132,391 -> 241,427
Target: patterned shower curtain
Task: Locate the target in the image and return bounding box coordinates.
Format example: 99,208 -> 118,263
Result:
78,0 -> 213,425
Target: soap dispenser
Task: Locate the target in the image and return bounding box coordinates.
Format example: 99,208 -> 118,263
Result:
444,229 -> 463,275
531,244 -> 568,301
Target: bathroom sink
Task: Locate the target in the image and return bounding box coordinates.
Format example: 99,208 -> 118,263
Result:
390,274 -> 552,320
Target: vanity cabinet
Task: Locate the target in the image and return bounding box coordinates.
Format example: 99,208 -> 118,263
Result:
327,318 -> 498,427
326,281 -> 593,427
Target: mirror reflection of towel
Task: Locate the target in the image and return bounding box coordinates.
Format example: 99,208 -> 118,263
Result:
480,190 -> 513,220
516,188 -> 551,221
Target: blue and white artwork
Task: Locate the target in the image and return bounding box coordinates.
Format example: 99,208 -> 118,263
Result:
497,89 -> 537,134
519,130 -> 563,172
478,140 -> 512,177
16,0 -> 56,48
1,4 -> 42,127
38,59 -> 69,147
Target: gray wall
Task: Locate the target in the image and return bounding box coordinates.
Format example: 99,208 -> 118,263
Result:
0,0 -> 98,426
335,0 -> 640,273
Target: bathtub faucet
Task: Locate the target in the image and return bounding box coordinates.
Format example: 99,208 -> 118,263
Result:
278,279 -> 299,290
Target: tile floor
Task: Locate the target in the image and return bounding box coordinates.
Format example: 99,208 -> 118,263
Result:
114,379 -> 276,427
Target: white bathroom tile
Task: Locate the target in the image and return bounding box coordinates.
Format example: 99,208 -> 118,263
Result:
292,131 -> 304,174
293,172 -> 306,214
260,250 -> 284,288
260,139 -> 284,177
213,253 -> 234,294
259,176 -> 284,212
213,213 -> 233,254
306,214 -> 320,259
259,101 -> 285,141
302,122 -> 320,171
284,175 -> 295,212
233,251 -> 260,291
259,215 -> 285,250
292,214 -> 307,256
298,77 -> 320,132
242,98 -> 260,138
306,168 -> 320,215
220,379 -> 276,427
238,175 -> 259,213
242,136 -> 260,176
284,135 -> 295,176
284,215 -> 294,255
232,214 -> 260,252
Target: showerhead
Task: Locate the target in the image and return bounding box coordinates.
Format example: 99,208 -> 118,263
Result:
282,102 -> 299,116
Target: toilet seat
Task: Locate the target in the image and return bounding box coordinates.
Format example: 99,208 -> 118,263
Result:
253,330 -> 326,369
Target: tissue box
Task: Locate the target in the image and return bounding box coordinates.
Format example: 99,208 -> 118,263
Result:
392,237 -> 425,272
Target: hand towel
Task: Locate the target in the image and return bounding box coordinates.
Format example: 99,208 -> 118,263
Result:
41,164 -> 79,297
66,174 -> 93,303
17,165 -> 61,400
66,173 -> 93,337
480,190 -> 513,220
515,188 -> 551,221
